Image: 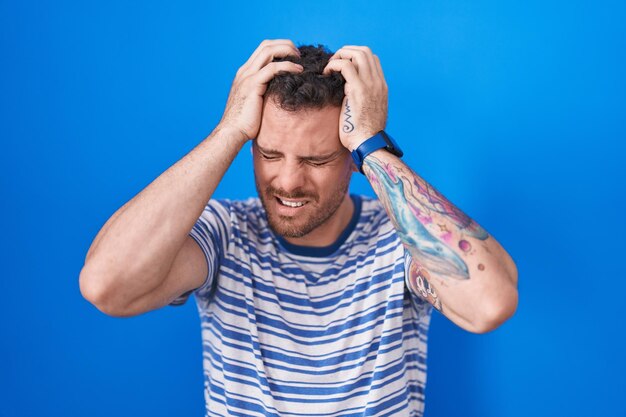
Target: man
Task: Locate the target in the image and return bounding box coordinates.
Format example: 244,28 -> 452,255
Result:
80,40 -> 518,416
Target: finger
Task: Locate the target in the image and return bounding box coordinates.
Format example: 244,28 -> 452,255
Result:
328,47 -> 374,80
246,39 -> 298,66
344,45 -> 383,82
372,54 -> 386,88
254,61 -> 304,85
338,46 -> 386,90
245,43 -> 301,75
332,46 -> 378,78
323,59 -> 364,90
239,39 -> 299,75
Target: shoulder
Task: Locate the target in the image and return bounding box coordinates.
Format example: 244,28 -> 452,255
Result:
207,197 -> 261,216
226,197 -> 263,219
346,194 -> 399,253
210,197 -> 268,234
356,195 -> 394,231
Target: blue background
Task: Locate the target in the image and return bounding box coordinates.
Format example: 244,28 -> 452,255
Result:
2,0 -> 624,416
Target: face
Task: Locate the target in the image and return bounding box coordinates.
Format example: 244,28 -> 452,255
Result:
253,99 -> 355,240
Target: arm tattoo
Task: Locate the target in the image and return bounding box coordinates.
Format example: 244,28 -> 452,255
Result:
408,260 -> 443,312
342,99 -> 355,133
403,167 -> 489,240
363,155 -> 490,282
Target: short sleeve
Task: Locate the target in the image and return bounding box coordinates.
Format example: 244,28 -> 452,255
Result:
168,199 -> 232,306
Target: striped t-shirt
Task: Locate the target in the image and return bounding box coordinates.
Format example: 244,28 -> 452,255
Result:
171,194 -> 433,416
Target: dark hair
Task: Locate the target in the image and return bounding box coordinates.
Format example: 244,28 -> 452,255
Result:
264,44 -> 345,111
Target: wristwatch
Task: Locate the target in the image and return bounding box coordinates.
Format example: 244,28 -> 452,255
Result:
351,131 -> 404,174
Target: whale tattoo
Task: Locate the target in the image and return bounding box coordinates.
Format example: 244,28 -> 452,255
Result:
364,157 -> 470,281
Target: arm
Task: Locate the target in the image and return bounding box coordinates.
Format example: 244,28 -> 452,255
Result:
324,46 -> 518,333
79,39 -> 303,317
362,150 -> 518,333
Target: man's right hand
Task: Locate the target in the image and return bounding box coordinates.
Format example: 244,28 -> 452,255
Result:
218,39 -> 303,143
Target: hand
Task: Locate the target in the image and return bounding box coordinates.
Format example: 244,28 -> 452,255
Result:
323,46 -> 388,151
218,39 -> 303,143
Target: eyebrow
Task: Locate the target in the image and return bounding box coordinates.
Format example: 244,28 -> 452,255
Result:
256,143 -> 343,162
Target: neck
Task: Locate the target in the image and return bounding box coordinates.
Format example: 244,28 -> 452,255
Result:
282,193 -> 355,247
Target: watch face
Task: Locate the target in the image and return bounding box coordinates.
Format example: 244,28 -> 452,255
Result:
381,131 -> 404,157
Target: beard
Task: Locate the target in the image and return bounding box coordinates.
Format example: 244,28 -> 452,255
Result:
255,176 -> 350,239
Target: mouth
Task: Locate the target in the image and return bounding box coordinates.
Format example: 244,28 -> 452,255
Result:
275,196 -> 309,208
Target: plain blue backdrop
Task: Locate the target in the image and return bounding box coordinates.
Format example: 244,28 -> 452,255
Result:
2,1 -> 624,416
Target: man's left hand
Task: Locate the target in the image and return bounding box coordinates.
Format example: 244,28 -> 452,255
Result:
323,46 -> 388,151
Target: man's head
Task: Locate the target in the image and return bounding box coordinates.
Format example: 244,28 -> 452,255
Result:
264,44 -> 345,111
253,45 -> 355,242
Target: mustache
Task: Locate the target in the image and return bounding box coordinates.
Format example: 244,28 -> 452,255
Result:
266,186 -> 318,202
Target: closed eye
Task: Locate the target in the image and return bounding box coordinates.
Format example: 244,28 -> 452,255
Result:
260,153 -> 280,161
307,160 -> 329,167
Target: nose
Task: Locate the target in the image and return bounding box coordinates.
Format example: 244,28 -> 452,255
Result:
273,159 -> 307,195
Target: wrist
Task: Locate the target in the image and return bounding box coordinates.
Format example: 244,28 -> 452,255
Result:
214,123 -> 250,147
344,132 -> 377,152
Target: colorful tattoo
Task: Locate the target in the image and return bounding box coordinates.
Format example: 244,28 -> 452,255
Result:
364,156 -> 470,281
408,259 -> 443,311
404,171 -> 489,240
458,239 -> 471,252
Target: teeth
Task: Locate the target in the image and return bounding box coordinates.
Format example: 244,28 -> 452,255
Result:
280,199 -> 305,208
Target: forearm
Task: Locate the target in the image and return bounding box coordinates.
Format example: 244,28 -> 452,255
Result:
363,149 -> 518,333
80,125 -> 246,306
